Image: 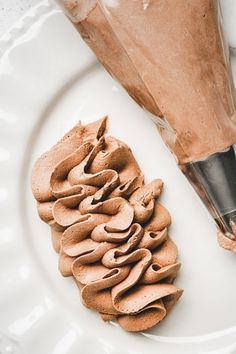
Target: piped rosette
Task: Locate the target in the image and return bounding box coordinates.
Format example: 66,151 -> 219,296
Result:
32,117 -> 182,332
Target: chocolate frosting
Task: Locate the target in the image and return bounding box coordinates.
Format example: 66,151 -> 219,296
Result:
217,229 -> 236,251
58,0 -> 236,164
32,117 -> 182,332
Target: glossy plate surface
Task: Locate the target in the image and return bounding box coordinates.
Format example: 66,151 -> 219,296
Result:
1,1 -> 236,353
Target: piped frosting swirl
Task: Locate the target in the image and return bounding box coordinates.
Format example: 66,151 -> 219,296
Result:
31,117 -> 182,332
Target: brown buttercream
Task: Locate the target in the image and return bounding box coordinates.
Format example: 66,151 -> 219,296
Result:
217,228 -> 236,251
32,117 -> 182,332
57,0 -> 236,164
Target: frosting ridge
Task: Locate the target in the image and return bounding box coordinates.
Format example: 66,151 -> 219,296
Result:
32,117 -> 182,332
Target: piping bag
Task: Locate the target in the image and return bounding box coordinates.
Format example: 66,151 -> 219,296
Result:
57,0 -> 236,250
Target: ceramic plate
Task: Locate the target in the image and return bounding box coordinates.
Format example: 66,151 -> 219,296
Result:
1,1 -> 236,353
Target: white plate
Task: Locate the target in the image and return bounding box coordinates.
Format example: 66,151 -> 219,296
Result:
1,1 -> 236,353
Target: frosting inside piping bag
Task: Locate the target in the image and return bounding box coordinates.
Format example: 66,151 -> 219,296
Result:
31,117 -> 182,332
57,0 -> 236,164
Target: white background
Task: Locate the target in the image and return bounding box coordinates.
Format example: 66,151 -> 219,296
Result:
0,0 -> 38,36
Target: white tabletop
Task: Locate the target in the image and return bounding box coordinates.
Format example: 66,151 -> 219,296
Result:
0,0 -> 39,37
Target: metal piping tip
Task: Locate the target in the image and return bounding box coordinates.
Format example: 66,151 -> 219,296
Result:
180,145 -> 236,246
